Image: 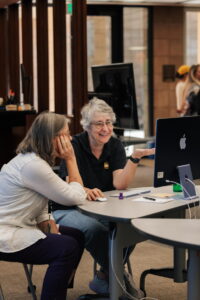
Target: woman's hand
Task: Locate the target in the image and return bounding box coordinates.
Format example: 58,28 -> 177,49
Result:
55,135 -> 75,161
113,147 -> 155,190
85,187 -> 104,201
132,148 -> 155,159
55,134 -> 83,185
37,220 -> 59,234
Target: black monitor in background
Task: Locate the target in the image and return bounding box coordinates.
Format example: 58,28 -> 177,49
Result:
154,116 -> 200,199
91,63 -> 139,130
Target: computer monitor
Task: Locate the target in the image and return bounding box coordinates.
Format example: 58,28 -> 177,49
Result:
154,116 -> 200,199
91,63 -> 139,130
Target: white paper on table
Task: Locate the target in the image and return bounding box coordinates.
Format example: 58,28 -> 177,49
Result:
132,197 -> 175,203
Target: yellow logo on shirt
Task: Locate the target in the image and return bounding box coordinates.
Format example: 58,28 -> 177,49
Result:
104,162 -> 109,169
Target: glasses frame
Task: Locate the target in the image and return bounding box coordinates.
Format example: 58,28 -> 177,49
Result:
90,120 -> 114,130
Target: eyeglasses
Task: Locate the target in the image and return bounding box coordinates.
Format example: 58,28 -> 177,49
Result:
91,120 -> 113,129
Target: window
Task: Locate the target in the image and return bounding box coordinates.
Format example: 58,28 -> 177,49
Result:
87,5 -> 149,134
185,10 -> 200,65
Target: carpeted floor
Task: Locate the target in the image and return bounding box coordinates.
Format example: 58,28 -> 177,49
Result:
0,242 -> 188,300
0,159 -> 190,299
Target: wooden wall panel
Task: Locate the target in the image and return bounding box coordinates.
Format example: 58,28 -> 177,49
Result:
36,0 -> 49,112
0,0 -> 19,8
0,8 -> 8,101
8,4 -> 20,101
0,0 -> 89,125
53,0 -> 67,114
71,0 -> 88,134
21,0 -> 33,105
153,6 -> 184,130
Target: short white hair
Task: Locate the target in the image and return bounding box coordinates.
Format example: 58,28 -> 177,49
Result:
80,98 -> 116,131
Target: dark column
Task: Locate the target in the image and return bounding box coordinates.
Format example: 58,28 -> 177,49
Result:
111,7 -> 123,63
21,0 -> 33,106
0,8 -> 8,101
53,0 -> 67,114
36,0 -> 49,112
71,0 -> 88,134
8,3 -> 20,101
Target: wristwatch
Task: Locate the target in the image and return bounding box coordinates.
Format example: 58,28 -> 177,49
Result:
129,156 -> 140,164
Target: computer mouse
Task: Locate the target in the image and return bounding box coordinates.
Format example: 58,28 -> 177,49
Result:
96,197 -> 107,202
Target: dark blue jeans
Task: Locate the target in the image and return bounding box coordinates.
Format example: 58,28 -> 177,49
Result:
0,226 -> 84,300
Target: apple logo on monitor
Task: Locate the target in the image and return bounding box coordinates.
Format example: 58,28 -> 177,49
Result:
180,134 -> 186,150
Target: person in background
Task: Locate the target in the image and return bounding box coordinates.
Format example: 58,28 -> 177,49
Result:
183,64 -> 200,116
175,64 -> 190,116
0,112 -> 87,300
52,98 -> 155,299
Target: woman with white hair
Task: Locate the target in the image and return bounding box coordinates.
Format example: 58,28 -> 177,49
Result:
52,98 -> 154,298
0,111 -> 86,299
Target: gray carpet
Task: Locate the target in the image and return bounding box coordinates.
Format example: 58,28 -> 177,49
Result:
0,243 -> 187,300
0,159 -> 189,299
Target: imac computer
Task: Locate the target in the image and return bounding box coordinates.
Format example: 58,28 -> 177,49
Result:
154,116 -> 200,199
91,63 -> 139,131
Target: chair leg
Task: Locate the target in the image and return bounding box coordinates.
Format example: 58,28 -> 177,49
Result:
139,267 -> 188,296
0,284 -> 5,300
126,258 -> 133,276
93,260 -> 98,276
23,264 -> 37,300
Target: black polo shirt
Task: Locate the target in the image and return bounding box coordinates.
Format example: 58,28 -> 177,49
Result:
52,131 -> 126,211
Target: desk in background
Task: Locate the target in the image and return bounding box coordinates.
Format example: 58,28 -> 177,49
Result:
113,127 -> 154,147
119,135 -> 154,147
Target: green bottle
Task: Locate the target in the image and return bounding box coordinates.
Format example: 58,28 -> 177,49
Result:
173,183 -> 182,192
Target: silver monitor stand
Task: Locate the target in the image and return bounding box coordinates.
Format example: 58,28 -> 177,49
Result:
177,164 -> 197,200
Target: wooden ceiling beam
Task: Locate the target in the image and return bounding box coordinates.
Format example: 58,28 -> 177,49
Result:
0,0 -> 19,9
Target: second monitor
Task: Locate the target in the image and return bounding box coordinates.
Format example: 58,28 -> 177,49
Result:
91,62 -> 139,130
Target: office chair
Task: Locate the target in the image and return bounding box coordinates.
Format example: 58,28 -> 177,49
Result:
139,247 -> 188,296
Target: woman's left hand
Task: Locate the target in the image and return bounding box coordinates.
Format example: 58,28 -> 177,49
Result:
132,148 -> 155,159
38,220 -> 59,234
55,135 -> 75,161
85,187 -> 104,201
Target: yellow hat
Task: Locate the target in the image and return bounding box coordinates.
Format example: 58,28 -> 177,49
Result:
177,65 -> 190,75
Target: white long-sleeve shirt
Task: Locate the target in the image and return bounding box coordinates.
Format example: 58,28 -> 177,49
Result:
176,80 -> 187,111
0,152 -> 86,253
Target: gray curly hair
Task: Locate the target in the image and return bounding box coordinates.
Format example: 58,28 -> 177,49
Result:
80,98 -> 116,131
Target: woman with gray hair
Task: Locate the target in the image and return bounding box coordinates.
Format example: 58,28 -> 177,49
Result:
52,98 -> 154,298
0,111 -> 86,299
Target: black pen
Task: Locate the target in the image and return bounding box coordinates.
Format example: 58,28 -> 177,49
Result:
143,196 -> 156,201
